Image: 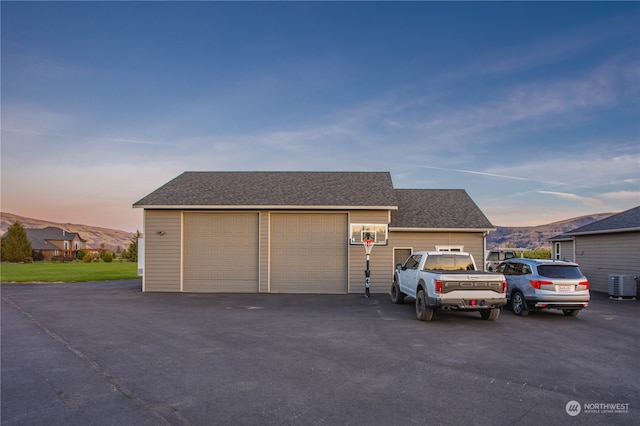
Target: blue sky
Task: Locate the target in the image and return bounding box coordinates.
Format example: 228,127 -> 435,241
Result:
2,1 -> 639,232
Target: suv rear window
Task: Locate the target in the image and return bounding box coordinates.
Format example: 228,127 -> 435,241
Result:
537,264 -> 583,279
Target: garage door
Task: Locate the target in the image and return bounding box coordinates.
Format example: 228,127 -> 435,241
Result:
270,213 -> 347,293
183,213 -> 259,292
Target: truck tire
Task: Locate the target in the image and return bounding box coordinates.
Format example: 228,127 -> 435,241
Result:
415,289 -> 434,321
511,291 -> 529,316
562,309 -> 580,317
390,280 -> 404,304
480,308 -> 500,321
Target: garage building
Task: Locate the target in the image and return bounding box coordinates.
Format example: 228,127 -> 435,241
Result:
133,171 -> 495,293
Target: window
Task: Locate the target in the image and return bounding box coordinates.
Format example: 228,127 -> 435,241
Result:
404,255 -> 422,270
554,243 -> 561,260
499,262 -> 530,275
537,265 -> 583,279
435,245 -> 464,252
423,254 -> 475,271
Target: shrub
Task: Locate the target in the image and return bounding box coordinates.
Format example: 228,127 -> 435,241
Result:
516,248 -> 552,259
83,252 -> 93,263
102,251 -> 114,263
32,250 -> 45,262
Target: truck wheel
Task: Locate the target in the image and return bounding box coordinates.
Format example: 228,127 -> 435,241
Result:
415,289 -> 433,321
562,309 -> 579,317
390,281 -> 404,304
511,291 -> 529,316
480,308 -> 500,321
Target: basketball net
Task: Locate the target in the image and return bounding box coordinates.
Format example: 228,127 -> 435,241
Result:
363,239 -> 375,255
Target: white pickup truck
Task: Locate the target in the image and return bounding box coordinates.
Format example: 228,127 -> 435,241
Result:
391,251 -> 507,321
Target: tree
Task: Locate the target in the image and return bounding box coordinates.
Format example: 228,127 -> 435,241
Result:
1,222 -> 33,262
126,230 -> 141,262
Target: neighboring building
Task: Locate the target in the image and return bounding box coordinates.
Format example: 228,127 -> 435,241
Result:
133,171 -> 495,294
549,205 -> 640,293
25,227 -> 86,261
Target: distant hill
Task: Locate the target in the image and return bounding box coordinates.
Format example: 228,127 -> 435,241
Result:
488,213 -> 614,250
1,212 -> 135,252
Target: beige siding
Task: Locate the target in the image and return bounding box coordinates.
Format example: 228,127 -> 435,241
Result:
389,231 -> 486,268
259,211 -> 269,293
347,210 -> 391,294
558,241 -> 575,262
143,210 -> 182,292
349,210 -> 390,225
183,213 -> 259,292
348,243 -> 394,294
270,213 -> 348,293
575,232 -> 640,293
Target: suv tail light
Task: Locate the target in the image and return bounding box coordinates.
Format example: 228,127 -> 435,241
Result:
530,280 -> 553,289
435,280 -> 443,293
579,280 -> 590,289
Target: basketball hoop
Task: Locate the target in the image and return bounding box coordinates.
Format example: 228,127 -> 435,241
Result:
363,239 -> 375,255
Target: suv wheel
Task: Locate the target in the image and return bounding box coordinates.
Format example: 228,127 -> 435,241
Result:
511,291 -> 529,316
390,280 -> 404,304
415,289 -> 434,322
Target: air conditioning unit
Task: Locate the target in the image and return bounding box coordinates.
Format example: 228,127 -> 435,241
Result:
608,275 -> 637,298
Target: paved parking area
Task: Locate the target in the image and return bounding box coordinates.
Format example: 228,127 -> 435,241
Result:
2,280 -> 638,425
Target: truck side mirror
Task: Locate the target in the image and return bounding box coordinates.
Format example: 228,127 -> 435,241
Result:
396,263 -> 403,270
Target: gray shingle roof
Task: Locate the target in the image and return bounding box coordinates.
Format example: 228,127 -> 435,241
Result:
134,171 -> 398,208
390,189 -> 494,230
564,205 -> 640,235
26,227 -> 84,250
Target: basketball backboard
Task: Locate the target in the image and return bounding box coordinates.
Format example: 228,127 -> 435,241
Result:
349,223 -> 388,245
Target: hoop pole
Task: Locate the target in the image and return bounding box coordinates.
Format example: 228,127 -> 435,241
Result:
363,240 -> 374,298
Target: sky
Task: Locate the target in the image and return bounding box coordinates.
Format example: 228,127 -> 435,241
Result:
2,1 -> 639,232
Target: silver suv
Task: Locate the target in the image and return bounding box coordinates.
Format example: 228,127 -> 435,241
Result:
496,259 -> 590,317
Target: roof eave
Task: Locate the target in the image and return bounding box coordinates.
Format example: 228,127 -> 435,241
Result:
134,204 -> 399,210
390,227 -> 495,233
565,227 -> 640,237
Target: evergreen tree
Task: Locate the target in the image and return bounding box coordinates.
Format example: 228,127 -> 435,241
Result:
1,222 -> 33,262
127,230 -> 141,262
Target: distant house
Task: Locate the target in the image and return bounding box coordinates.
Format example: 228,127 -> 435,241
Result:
25,227 -> 86,261
133,171 -> 495,293
549,205 -> 640,293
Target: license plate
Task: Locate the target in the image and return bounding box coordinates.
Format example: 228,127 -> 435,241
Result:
558,285 -> 572,292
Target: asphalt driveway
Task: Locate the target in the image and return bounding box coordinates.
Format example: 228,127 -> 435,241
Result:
2,280 -> 638,425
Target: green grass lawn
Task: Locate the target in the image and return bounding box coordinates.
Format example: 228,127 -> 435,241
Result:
0,261 -> 139,283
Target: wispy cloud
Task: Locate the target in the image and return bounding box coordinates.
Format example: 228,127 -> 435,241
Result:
3,128 -> 175,147
600,191 -> 640,203
419,166 -> 590,188
537,191 -> 604,207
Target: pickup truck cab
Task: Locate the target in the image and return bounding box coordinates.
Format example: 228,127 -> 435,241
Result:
391,251 -> 507,321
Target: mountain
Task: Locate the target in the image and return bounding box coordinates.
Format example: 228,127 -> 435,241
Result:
487,213 -> 614,250
1,212 -> 135,252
